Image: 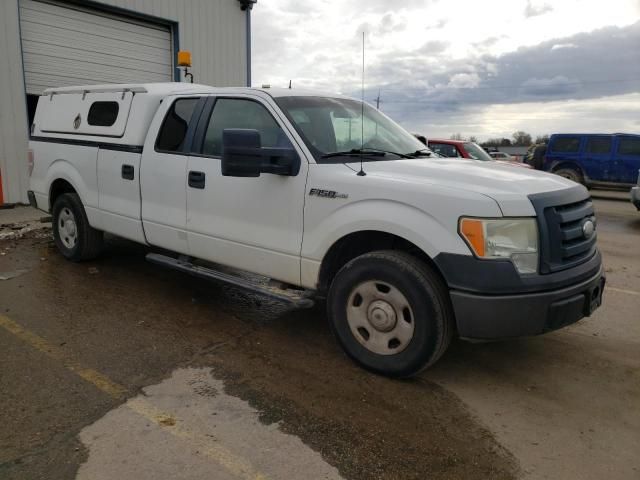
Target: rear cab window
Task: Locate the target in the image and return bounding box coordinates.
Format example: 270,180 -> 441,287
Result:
155,97 -> 200,153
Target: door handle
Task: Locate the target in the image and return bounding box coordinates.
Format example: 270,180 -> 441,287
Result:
188,170 -> 206,189
121,164 -> 134,180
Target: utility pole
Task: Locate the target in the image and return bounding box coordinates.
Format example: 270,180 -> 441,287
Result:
375,90 -> 381,110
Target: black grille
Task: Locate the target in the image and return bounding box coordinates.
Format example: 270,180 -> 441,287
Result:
529,187 -> 598,274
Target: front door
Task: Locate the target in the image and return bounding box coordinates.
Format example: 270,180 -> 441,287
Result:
186,95 -> 308,285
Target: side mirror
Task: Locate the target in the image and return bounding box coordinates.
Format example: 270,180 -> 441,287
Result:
221,129 -> 300,177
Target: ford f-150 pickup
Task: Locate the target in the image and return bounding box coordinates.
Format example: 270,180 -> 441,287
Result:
28,83 -> 605,377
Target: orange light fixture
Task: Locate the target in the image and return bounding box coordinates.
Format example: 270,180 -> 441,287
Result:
177,50 -> 192,67
460,218 -> 485,257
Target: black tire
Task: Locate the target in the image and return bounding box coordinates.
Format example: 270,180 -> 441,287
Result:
554,167 -> 584,185
327,250 -> 454,377
52,193 -> 104,261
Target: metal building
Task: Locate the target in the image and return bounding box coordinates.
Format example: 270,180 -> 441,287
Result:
0,0 -> 255,204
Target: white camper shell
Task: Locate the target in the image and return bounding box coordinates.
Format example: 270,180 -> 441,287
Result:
33,83 -> 213,145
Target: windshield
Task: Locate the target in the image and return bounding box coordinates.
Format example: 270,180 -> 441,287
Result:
463,142 -> 494,161
275,96 -> 429,162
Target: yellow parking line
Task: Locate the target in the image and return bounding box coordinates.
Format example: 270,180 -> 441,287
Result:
607,286 -> 640,297
0,314 -> 127,399
0,314 -> 269,480
127,397 -> 269,480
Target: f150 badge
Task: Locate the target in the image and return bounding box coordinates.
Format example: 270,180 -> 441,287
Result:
309,188 -> 348,199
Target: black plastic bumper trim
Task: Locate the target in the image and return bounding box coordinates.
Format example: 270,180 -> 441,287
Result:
433,249 -> 601,295
451,266 -> 605,339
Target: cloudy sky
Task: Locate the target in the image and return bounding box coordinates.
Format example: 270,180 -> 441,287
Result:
251,0 -> 640,141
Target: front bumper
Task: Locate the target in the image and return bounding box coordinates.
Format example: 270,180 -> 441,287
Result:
450,266 -> 605,339
631,186 -> 640,210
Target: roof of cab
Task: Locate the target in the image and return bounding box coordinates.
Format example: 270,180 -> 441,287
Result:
42,82 -> 352,100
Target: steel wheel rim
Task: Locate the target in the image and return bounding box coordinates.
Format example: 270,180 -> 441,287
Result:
58,207 -> 78,250
346,280 -> 415,355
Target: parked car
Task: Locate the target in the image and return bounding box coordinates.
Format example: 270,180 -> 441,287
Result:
524,143 -> 547,170
427,139 -> 531,168
28,83 -> 604,377
631,170 -> 640,210
544,133 -> 640,187
489,151 -> 515,161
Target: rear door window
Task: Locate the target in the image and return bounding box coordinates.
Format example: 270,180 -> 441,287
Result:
618,137 -> 640,156
551,136 -> 581,153
586,137 -> 612,154
155,98 -> 200,153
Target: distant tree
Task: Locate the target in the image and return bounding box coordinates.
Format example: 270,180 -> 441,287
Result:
512,131 -> 532,146
500,138 -> 512,147
481,138 -> 503,147
450,133 -> 465,141
534,134 -> 550,144
469,135 -> 478,143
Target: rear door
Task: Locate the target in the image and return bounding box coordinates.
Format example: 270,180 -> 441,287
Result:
613,135 -> 640,184
140,96 -> 204,253
583,135 -> 613,182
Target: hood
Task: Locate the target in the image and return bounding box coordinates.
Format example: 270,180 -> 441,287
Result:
356,157 -> 583,216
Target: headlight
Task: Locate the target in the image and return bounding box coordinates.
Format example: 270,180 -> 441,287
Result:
459,217 -> 539,274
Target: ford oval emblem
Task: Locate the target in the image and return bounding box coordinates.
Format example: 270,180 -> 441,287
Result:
582,219 -> 595,238
73,114 -> 81,129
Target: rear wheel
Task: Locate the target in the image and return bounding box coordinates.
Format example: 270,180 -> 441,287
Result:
327,250 -> 454,377
52,193 -> 103,261
554,167 -> 584,185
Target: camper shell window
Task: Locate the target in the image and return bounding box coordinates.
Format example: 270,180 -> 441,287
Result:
87,101 -> 119,126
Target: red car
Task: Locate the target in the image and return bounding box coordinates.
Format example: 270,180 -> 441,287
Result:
425,138 -> 531,168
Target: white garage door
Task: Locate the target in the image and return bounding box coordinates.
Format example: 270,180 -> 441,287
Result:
19,0 -> 173,95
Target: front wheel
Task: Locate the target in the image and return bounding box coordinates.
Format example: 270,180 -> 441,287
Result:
52,193 -> 104,261
327,251 -> 454,377
554,167 -> 584,185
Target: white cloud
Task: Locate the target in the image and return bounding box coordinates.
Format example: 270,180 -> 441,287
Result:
251,0 -> 640,139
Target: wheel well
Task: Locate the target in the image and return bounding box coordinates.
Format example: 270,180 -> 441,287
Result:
49,179 -> 76,212
317,231 -> 445,294
552,162 -> 583,174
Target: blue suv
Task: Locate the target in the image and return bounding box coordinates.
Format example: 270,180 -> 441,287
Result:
543,133 -> 640,188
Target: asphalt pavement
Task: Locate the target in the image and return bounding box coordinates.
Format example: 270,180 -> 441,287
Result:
0,195 -> 638,480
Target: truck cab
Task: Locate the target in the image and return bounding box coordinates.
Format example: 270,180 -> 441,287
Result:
28,83 -> 605,377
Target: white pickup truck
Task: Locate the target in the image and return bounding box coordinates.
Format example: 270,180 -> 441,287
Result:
28,83 -> 605,377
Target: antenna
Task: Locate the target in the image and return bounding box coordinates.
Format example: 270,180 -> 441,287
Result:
357,31 -> 366,176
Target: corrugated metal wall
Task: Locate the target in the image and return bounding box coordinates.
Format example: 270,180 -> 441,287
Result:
0,0 -> 248,204
0,0 -> 30,205
20,0 -> 174,93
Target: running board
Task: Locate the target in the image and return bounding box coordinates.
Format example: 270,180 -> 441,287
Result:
146,253 -> 315,308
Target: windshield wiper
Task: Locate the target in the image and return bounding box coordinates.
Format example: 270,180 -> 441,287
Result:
407,149 -> 433,157
320,148 -> 413,159
320,149 -> 386,159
